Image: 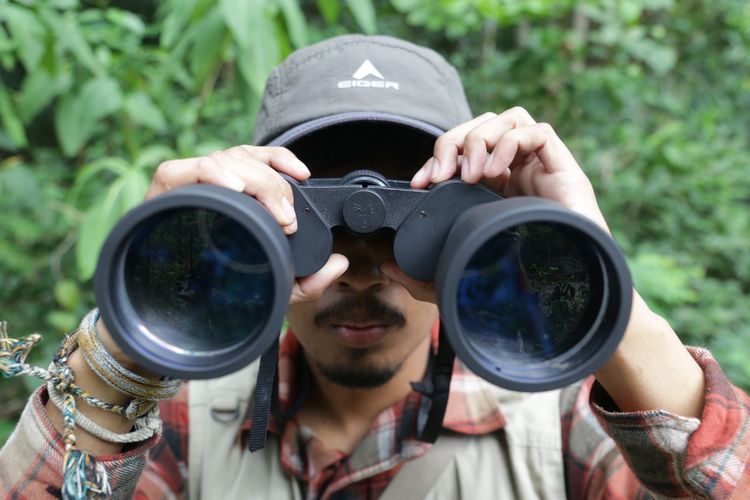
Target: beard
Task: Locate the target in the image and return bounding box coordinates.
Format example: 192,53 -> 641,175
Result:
308,293 -> 408,389
311,354 -> 405,389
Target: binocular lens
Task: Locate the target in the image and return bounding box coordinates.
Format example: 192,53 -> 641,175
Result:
96,185 -> 294,379
438,198 -> 630,391
124,208 -> 276,355
457,223 -> 600,369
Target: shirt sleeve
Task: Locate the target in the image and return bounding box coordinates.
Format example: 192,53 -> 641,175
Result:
562,347 -> 750,499
135,384 -> 190,499
0,385 -> 159,499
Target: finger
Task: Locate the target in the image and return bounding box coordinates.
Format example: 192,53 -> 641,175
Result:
410,155 -> 466,189
290,254 -> 349,304
484,123 -> 579,179
463,106 -> 536,183
208,150 -> 298,234
380,260 -> 436,304
430,112 -> 498,183
227,145 -> 311,180
145,157 -> 246,200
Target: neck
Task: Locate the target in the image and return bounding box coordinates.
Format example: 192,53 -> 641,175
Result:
299,335 -> 431,452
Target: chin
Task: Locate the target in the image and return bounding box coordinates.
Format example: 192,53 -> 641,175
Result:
312,354 -> 404,389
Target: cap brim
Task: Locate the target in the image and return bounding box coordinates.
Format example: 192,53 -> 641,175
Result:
263,111 -> 445,147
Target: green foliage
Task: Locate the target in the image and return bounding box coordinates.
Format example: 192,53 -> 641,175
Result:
0,0 -> 748,445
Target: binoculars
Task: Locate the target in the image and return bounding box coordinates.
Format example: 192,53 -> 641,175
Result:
95,170 -> 632,392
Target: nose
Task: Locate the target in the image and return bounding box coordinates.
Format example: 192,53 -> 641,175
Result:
333,232 -> 392,294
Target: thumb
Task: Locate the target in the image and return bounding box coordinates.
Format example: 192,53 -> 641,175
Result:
381,260 -> 436,304
290,254 -> 348,304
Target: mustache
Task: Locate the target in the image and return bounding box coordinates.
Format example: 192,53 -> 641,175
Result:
314,295 -> 406,328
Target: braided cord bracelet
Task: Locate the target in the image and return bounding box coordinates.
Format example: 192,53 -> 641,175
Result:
0,311 -> 181,500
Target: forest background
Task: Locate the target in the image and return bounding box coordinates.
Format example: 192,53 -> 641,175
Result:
1,0 -> 748,443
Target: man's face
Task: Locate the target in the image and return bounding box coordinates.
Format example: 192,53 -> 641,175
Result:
287,229 -> 438,389
286,130 -> 438,389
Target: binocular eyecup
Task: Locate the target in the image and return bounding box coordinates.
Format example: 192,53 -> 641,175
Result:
95,171 -> 632,391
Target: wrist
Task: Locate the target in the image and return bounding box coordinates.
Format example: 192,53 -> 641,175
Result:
95,317 -> 158,378
594,290 -> 705,417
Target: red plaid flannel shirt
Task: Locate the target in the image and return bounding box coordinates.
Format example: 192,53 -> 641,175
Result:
1,323 -> 749,499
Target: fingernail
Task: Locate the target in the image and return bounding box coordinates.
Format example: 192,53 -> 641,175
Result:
281,196 -> 296,224
222,169 -> 245,191
411,167 -> 428,185
294,159 -> 310,176
284,219 -> 298,235
430,159 -> 441,182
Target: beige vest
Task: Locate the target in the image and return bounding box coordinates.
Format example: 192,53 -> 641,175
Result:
188,361 -> 566,499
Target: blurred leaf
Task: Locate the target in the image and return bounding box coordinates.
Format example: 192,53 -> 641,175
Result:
125,92 -> 167,132
54,77 -> 123,157
76,168 -> 148,279
187,9 -> 227,83
133,145 -> 176,171
219,0 -> 253,48
0,82 -> 27,148
316,0 -> 341,24
228,0 -> 280,96
2,214 -> 44,242
345,0 -> 377,34
0,239 -> 36,274
40,9 -> 102,75
160,0 -> 202,48
3,4 -> 46,71
69,157 -> 130,207
17,69 -> 72,124
629,39 -> 677,75
278,0 -> 308,48
54,280 -> 80,310
47,310 -> 79,332
629,252 -> 703,316
104,8 -> 146,37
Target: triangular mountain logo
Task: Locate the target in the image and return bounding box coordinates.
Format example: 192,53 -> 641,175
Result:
352,59 -> 384,80
337,58 -> 399,90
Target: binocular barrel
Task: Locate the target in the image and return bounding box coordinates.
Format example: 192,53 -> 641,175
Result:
95,172 -> 632,391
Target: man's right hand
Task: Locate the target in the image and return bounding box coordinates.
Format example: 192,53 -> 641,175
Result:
143,145 -> 349,305
98,146 -> 352,377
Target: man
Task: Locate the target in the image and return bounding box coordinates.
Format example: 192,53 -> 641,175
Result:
1,34 -> 749,499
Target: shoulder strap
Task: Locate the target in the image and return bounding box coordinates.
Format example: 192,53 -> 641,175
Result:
379,434 -> 466,500
188,360 -> 260,498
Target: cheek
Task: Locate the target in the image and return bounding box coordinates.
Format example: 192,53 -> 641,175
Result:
287,302 -> 316,338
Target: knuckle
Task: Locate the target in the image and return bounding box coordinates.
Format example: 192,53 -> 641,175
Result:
536,122 -> 555,135
512,106 -> 534,123
270,146 -> 293,158
225,145 -> 246,156
154,160 -> 174,180
196,158 -> 217,180
478,111 -> 497,120
434,134 -> 452,150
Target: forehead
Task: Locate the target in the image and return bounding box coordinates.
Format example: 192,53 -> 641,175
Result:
285,122 -> 437,180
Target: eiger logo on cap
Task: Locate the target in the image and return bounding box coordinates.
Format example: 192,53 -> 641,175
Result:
337,59 -> 400,90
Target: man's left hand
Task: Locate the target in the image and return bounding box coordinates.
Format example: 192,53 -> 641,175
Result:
409,107 -> 608,231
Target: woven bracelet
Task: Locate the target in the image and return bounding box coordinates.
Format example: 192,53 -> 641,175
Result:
77,309 -> 181,418
47,381 -> 162,444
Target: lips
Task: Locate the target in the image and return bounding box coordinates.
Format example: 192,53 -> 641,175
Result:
329,321 -> 392,347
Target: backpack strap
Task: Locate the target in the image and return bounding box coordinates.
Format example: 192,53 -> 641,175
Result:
380,434 -> 467,500
188,360 -> 260,498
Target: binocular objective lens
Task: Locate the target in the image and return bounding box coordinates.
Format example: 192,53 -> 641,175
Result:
457,223 -> 602,369
123,208 -> 275,355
